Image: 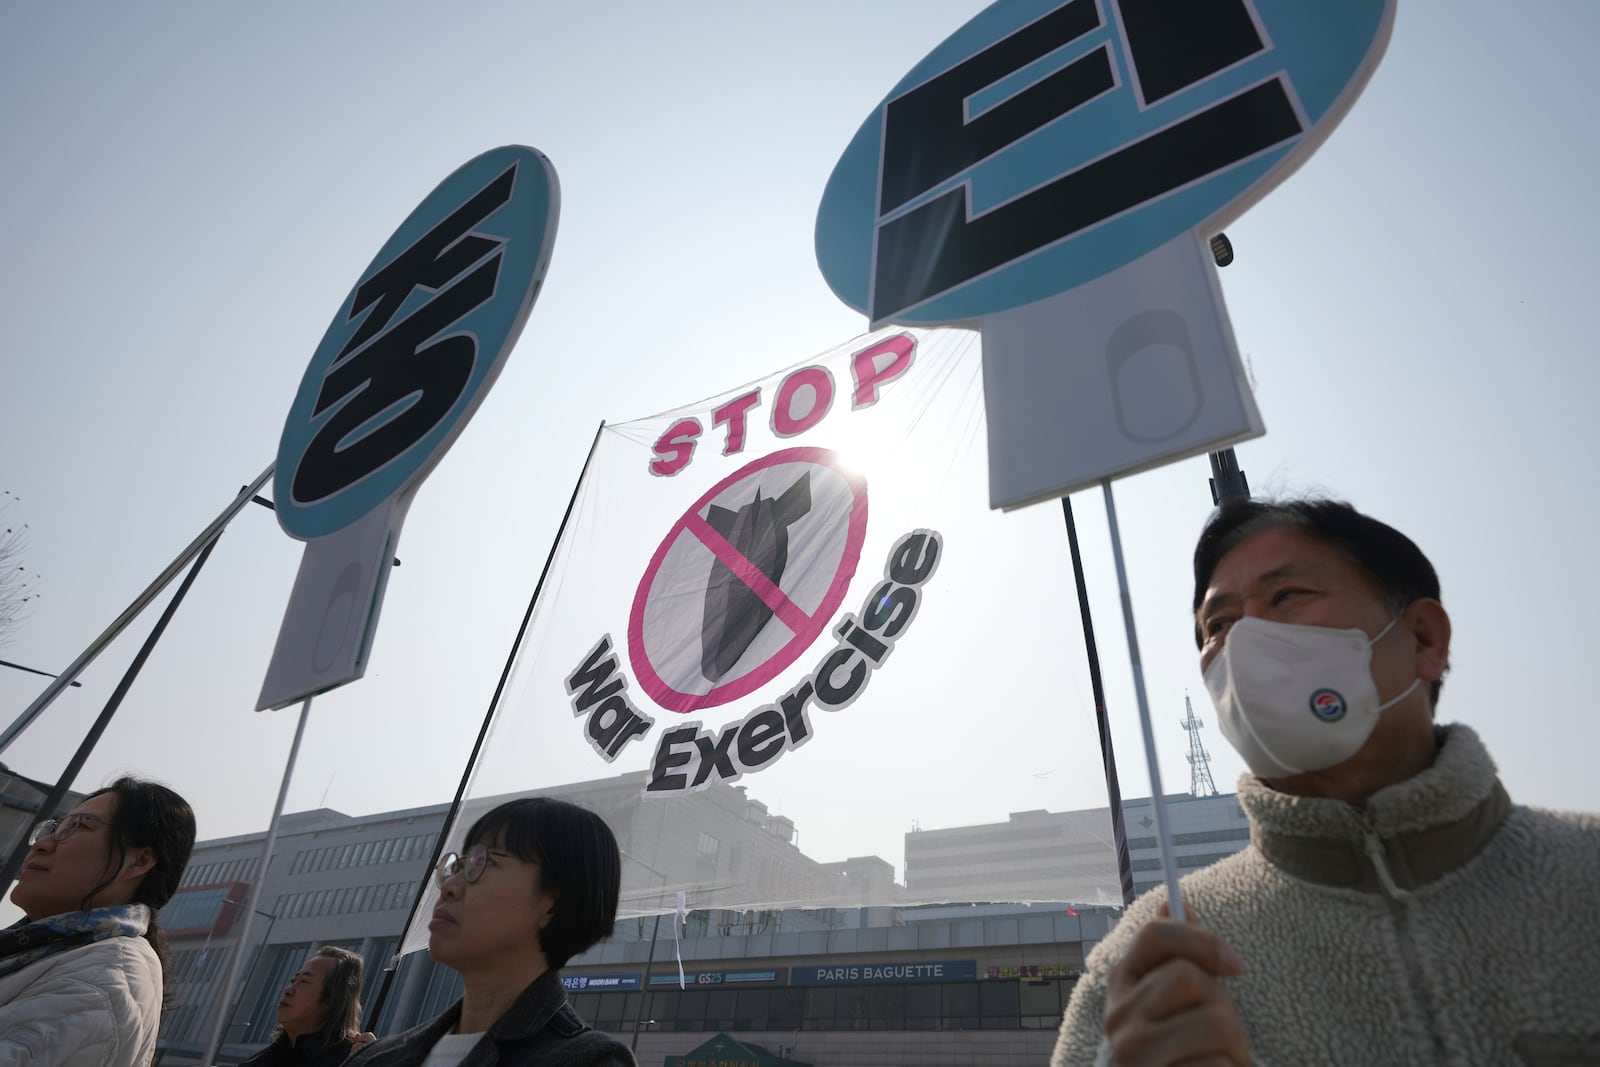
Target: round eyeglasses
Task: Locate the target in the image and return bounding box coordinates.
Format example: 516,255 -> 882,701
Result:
29,812 -> 109,846
435,844 -> 491,888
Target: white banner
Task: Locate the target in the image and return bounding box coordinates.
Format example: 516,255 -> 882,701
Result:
401,326 -> 1123,956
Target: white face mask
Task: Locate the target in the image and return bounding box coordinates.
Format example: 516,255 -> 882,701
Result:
1203,615 -> 1421,778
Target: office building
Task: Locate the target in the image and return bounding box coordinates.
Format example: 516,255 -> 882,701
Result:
155,775 -> 1249,1066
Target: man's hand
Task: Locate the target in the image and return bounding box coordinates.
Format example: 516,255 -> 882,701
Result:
1103,903 -> 1249,1067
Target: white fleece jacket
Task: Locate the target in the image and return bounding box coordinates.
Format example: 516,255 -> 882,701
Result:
1052,724 -> 1600,1067
0,932 -> 163,1067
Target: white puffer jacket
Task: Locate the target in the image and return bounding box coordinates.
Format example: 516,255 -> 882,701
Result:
0,933 -> 162,1067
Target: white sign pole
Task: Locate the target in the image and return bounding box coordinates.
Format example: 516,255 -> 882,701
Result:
979,232 -> 1261,509
1100,478 -> 1186,921
258,145 -> 560,712
0,463 -> 275,756
200,694 -> 313,1066
816,0 -> 1396,930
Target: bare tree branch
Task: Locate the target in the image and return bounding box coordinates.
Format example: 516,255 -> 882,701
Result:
0,491 -> 41,649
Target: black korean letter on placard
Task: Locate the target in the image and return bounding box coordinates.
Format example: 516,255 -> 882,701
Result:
879,0 -> 1108,216
291,166 -> 517,504
870,80 -> 1302,321
1116,0 -> 1264,105
339,167 -> 516,357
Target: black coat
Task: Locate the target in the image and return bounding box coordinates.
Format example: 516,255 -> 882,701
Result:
345,970 -> 634,1067
239,1030 -> 356,1067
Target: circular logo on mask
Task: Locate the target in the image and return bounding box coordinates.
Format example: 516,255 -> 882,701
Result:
1308,689 -> 1347,722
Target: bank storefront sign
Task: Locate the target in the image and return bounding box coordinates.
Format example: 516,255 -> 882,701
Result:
790,960 -> 977,986
561,973 -> 641,991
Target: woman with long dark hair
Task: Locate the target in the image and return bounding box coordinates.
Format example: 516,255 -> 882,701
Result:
0,775 -> 196,1066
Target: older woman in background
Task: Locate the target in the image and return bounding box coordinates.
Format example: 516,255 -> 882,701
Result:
242,944 -> 367,1066
0,776 -> 196,1067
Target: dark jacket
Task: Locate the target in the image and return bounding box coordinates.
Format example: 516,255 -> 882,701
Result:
345,970 -> 634,1067
239,1030 -> 356,1067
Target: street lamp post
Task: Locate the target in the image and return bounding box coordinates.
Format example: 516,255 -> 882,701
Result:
222,897 -> 280,1044
621,852 -> 675,1055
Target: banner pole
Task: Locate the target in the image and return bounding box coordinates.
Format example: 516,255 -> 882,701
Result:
1207,448 -> 1250,507
1099,479 -> 1186,922
1204,234 -> 1250,510
630,912 -> 663,1053
1059,496 -> 1136,907
365,421 -> 607,1030
200,693 -> 313,1067
0,533 -> 222,891
0,463 -> 275,756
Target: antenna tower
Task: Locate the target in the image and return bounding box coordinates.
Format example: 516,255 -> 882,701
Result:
1182,693 -> 1219,797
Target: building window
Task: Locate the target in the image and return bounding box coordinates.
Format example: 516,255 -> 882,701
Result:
905,984 -> 940,1025
161,886 -> 230,932
1177,850 -> 1239,869
696,833 -> 720,872
417,958 -> 465,1020
979,980 -> 1020,1029
942,984 -> 980,1030
196,946 -> 231,986
802,988 -> 834,1030
1019,979 -> 1067,1028
1171,827 -> 1251,847
362,936 -> 400,1005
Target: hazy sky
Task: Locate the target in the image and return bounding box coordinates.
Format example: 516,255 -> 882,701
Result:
3,1 -> 1597,924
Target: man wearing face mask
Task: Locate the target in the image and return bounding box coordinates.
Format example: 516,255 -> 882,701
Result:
1051,498 -> 1600,1067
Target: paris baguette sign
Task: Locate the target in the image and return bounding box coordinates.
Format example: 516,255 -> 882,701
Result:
258,146 -> 559,710
816,0 -> 1395,508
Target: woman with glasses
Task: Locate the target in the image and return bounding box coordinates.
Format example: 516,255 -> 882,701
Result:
1,776 -> 196,1067
348,796 -> 634,1067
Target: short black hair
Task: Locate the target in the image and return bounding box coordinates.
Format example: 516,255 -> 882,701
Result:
464,797 -> 620,971
1193,498 -> 1445,707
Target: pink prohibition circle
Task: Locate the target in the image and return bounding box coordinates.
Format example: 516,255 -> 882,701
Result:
627,446 -> 868,714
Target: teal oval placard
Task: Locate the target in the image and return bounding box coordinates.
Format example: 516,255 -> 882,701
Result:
816,0 -> 1393,326
276,145 -> 558,539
